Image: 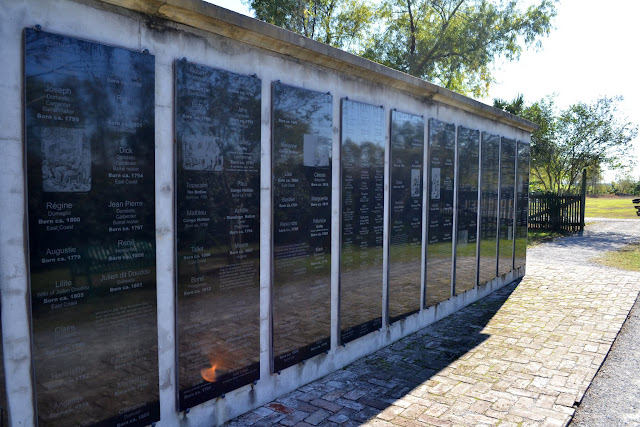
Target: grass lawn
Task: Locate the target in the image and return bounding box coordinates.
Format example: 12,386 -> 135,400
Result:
585,196 -> 640,219
527,229 -> 567,246
593,242 -> 640,271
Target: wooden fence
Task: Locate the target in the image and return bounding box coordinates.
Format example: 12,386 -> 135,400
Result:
528,193 -> 584,233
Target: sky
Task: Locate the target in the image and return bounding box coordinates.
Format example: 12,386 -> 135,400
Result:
206,0 -> 640,182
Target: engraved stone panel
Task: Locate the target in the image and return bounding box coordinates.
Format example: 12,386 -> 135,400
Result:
426,119 -> 455,306
499,138 -> 516,276
388,111 -> 423,323
454,127 -> 479,295
175,60 -> 261,409
340,99 -> 384,344
515,142 -> 530,270
25,29 -> 158,427
478,133 -> 500,286
272,82 -> 332,371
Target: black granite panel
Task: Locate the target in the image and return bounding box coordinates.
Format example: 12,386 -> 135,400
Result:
175,60 -> 261,409
454,127 -> 479,295
340,99 -> 384,344
478,133 -> 500,286
25,29 -> 158,427
272,82 -> 332,371
388,111 -> 423,323
499,138 -> 516,276
514,142 -> 530,270
425,119 -> 455,307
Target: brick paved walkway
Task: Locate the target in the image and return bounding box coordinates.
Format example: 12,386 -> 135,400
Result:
228,220 -> 640,426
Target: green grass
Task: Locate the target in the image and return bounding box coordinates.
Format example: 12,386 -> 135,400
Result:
527,229 -> 567,246
593,242 -> 640,271
585,196 -> 640,219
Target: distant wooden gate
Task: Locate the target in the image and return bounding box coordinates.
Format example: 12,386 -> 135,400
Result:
528,193 -> 584,233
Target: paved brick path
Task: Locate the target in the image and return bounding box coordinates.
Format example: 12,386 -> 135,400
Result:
228,219 -> 640,426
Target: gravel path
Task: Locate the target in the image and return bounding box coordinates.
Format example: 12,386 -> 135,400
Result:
569,219 -> 640,426
527,218 -> 640,266
570,296 -> 640,426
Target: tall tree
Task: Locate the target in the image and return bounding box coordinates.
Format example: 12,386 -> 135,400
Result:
249,0 -> 375,50
361,0 -> 556,97
248,0 -> 556,97
495,95 -> 638,194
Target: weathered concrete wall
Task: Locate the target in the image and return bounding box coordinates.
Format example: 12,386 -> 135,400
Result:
0,0 -> 533,425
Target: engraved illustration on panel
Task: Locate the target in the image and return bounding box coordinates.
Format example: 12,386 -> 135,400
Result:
499,138 -> 516,276
182,135 -> 223,171
388,111 -> 424,323
515,142 -> 530,269
454,127 -> 479,295
272,82 -> 332,371
25,29 -> 158,427
340,99 -> 384,344
426,119 -> 456,307
41,127 -> 91,192
478,133 -> 500,285
175,61 -> 261,409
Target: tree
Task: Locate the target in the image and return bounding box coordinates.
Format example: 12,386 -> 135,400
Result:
612,172 -> 640,196
494,93 -> 524,116
248,0 -> 375,50
495,95 -> 638,194
361,0 -> 556,97
248,0 -> 556,97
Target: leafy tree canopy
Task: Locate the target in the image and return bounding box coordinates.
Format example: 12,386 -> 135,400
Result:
494,95 -> 638,194
363,0 -> 556,97
248,0 -> 557,97
249,0 -> 375,50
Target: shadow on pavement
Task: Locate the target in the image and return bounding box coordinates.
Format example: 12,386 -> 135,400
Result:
346,281 -> 520,422
236,279 -> 521,426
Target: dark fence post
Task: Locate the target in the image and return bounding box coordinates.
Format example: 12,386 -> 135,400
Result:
550,194 -> 560,232
579,168 -> 587,235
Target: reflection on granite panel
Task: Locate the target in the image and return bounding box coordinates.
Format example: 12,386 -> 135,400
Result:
515,142 -> 530,270
426,119 -> 455,307
499,138 -> 516,277
176,263 -> 260,407
272,82 -> 332,371
479,133 -> 500,286
175,60 -> 261,408
389,111 -> 424,323
272,264 -> 331,367
340,262 -> 383,342
340,99 -> 384,343
25,29 -> 159,427
454,127 -> 480,295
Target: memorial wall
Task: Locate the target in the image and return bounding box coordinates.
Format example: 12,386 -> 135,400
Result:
0,0 -> 535,425
25,29 -> 159,427
426,119 -> 455,307
340,99 -> 385,343
454,127 -> 480,295
388,111 -> 424,322
272,82 -> 333,371
499,138 -> 517,277
175,61 -> 261,409
479,133 -> 501,284
515,142 -> 531,270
